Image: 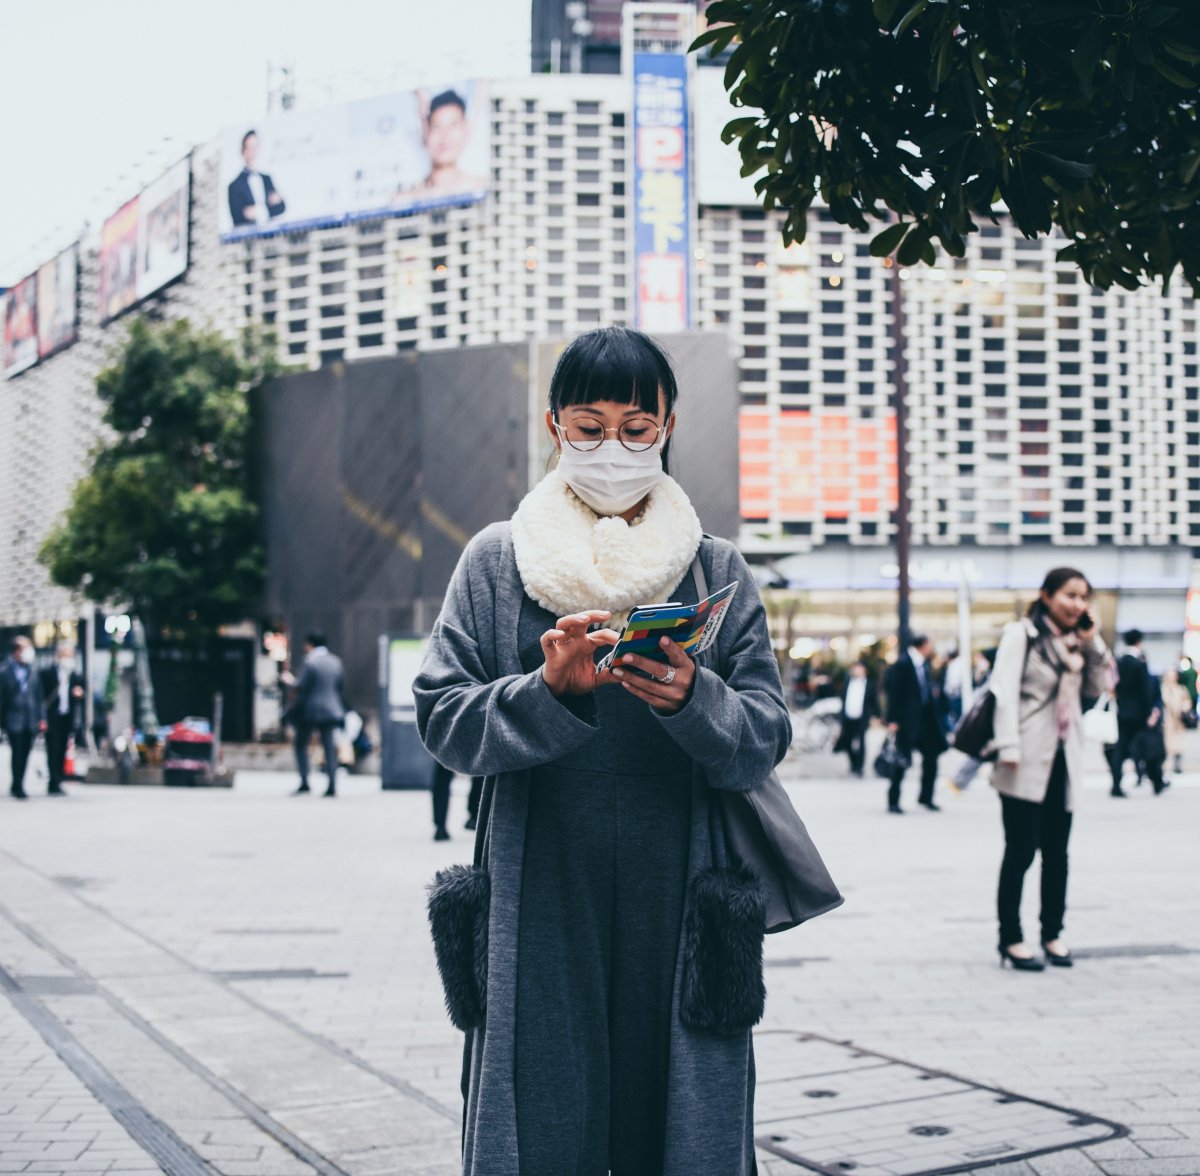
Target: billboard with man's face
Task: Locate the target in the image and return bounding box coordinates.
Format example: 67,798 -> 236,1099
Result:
218,81 -> 490,241
98,157 -> 191,325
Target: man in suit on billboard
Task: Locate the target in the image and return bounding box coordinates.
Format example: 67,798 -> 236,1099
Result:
1,637 -> 46,800
288,631 -> 346,798
40,642 -> 86,796
228,130 -> 286,228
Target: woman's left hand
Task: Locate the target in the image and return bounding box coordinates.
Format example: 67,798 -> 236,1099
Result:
610,636 -> 695,714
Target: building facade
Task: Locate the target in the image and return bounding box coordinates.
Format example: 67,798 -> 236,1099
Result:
3,69 -> 1197,662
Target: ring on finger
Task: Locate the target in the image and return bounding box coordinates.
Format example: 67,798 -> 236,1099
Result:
658,666 -> 677,685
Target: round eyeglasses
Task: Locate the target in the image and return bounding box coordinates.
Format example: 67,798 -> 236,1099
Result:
552,415 -> 666,453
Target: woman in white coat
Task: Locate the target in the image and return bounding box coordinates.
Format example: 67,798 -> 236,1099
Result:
988,568 -> 1112,972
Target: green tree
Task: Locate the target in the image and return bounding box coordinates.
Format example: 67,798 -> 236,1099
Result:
694,0 -> 1200,292
40,318 -> 277,639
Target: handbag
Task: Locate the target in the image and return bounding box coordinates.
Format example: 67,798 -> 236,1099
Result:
1083,693 -> 1119,745
951,689 -> 997,760
873,733 -> 909,779
688,555 -> 843,937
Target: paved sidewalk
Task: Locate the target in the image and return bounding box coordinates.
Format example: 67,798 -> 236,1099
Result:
0,741 -> 1197,1175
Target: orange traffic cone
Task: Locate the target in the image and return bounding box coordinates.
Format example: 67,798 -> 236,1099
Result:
64,738 -> 76,780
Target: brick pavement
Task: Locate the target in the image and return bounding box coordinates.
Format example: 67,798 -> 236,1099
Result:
0,735 -> 1197,1176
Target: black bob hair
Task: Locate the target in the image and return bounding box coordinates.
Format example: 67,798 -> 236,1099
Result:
549,328 -> 679,466
428,90 -> 467,119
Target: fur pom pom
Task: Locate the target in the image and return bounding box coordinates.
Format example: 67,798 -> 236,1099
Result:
427,865 -> 490,1031
680,866 -> 766,1036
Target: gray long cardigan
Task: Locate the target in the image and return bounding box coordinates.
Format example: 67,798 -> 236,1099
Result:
413,522 -> 792,1176
989,618 -> 1112,810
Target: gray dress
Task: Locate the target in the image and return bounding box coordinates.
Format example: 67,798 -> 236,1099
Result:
414,523 -> 792,1176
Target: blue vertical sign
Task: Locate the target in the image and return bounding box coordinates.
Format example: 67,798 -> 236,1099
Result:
632,50 -> 692,332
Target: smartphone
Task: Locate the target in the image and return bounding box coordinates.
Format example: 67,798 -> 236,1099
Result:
1077,610 -> 1094,631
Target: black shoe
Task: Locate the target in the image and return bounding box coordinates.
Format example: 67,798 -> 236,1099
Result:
888,802 -> 904,814
1153,780 -> 1170,795
47,785 -> 67,797
292,783 -> 311,795
1041,941 -> 1074,967
323,786 -> 336,798
10,787 -> 28,801
999,945 -> 1045,972
919,800 -> 941,812
464,815 -> 478,831
434,826 -> 450,842
1110,787 -> 1127,798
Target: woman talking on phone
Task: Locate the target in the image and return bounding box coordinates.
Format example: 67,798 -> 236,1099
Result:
414,328 -> 793,1175
988,568 -> 1112,972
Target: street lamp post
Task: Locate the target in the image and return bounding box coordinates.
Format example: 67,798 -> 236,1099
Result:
889,262 -> 912,647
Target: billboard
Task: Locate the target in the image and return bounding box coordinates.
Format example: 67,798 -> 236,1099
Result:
693,66 -> 760,207
99,157 -> 191,325
740,409 -> 899,521
632,50 -> 693,331
2,275 -> 38,377
36,244 -> 79,359
218,81 -> 490,242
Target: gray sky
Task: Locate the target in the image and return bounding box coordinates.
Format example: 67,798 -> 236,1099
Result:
0,0 -> 531,283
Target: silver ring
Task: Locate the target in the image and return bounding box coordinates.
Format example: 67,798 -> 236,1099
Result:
659,666 -> 676,685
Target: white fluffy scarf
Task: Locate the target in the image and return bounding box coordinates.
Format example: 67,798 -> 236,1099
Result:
510,469 -> 703,622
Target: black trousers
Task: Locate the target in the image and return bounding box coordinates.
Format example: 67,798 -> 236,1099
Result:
7,730 -> 34,794
432,762 -> 452,831
997,745 -> 1072,947
887,739 -> 941,806
46,716 -> 72,787
294,722 -> 338,791
841,718 -> 868,775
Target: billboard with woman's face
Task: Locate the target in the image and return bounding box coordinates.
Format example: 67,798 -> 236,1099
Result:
218,81 -> 490,241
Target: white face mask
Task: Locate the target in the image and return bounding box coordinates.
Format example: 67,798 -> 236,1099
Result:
556,438 -> 665,517
19,647 -> 35,666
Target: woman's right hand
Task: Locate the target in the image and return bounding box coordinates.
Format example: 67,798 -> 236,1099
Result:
541,611 -> 620,697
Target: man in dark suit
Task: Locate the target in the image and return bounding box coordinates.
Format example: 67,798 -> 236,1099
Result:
39,642 -> 85,796
834,661 -> 879,776
884,634 -> 948,813
1,636 -> 46,800
1108,629 -> 1162,797
227,130 -> 286,228
289,631 -> 346,797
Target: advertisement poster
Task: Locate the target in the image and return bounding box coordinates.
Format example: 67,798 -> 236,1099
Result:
2,274 -> 38,378
36,243 -> 79,359
218,81 -> 490,241
632,51 -> 693,331
99,197 -> 140,324
138,158 -> 190,300
99,157 -> 191,325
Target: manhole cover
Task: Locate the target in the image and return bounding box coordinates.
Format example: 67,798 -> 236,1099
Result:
754,1031 -> 1127,1175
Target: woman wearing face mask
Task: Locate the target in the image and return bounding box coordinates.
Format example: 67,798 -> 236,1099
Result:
988,568 -> 1113,972
414,327 -> 791,1176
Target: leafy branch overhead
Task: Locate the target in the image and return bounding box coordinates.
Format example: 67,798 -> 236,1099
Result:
39,319 -> 280,638
693,0 -> 1200,292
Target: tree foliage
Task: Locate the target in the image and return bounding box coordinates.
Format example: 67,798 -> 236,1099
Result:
694,0 -> 1200,292
40,319 -> 278,638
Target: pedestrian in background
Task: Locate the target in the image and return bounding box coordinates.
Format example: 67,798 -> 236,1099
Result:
286,631 -> 346,798
884,633 -> 948,813
989,567 -> 1111,971
40,642 -> 85,797
1159,667 -> 1191,778
1109,629 -> 1161,798
0,636 -> 46,800
941,648 -> 965,734
834,660 -> 877,777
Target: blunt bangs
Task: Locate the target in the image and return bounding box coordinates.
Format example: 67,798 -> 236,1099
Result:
549,328 -> 678,419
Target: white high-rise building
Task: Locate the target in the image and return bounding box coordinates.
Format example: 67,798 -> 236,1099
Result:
3,69 -> 1196,659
